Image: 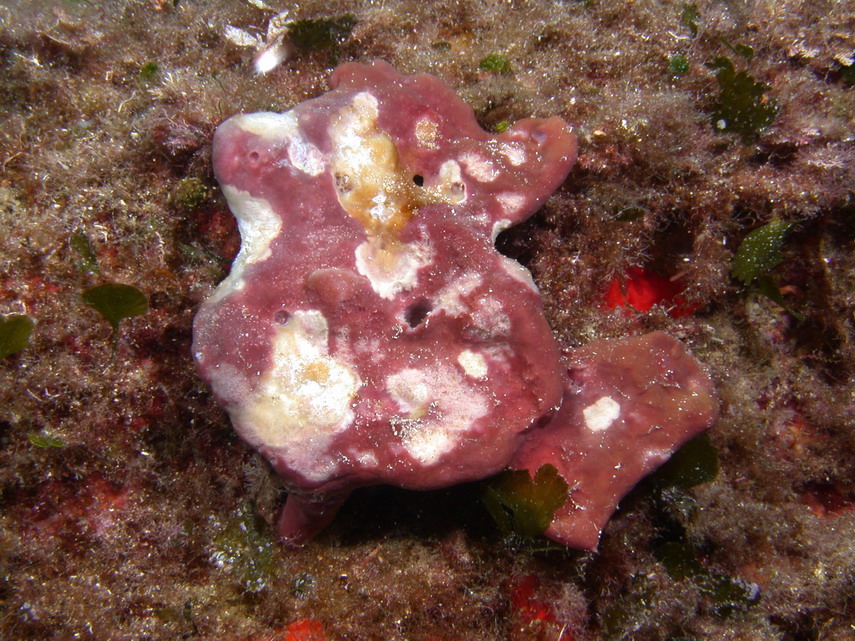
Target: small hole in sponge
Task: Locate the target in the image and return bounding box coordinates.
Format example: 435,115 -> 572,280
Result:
335,171 -> 352,193
449,181 -> 465,200
248,151 -> 260,162
531,128 -> 548,146
274,309 -> 291,324
412,174 -> 424,187
404,299 -> 432,328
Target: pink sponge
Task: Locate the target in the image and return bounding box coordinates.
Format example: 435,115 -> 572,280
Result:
511,332 -> 718,550
193,60 -> 575,543
192,60 -> 717,548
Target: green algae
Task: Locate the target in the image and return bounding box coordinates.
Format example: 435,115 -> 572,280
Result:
0,314 -> 34,359
654,542 -> 759,615
601,578 -> 662,640
644,438 -> 757,620
732,220 -> 804,319
707,56 -> 778,142
212,502 -> 276,593
288,14 -> 356,54
478,53 -> 512,74
70,230 -> 100,275
680,3 -> 699,37
754,274 -> 804,321
731,220 -> 794,286
82,283 -> 148,331
483,464 -> 568,538
27,432 -> 65,448
653,433 -> 719,489
718,36 -> 755,63
172,177 -> 210,213
139,61 -> 159,81
669,54 -> 689,76
645,435 -> 719,534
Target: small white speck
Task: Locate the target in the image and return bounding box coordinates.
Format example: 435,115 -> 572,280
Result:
500,142 -> 526,166
254,39 -> 290,74
457,350 -> 488,379
583,396 -> 621,432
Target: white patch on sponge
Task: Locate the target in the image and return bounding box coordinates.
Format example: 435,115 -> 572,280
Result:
385,365 -> 488,465
354,237 -> 433,300
457,349 -> 488,379
582,396 -> 621,432
208,185 -> 282,304
491,219 -> 512,243
434,159 -> 466,203
415,117 -> 440,149
459,152 -> 499,182
232,111 -> 325,176
238,310 -> 361,480
329,91 -> 381,174
433,273 -> 483,316
470,296 -> 512,337
232,111 -> 299,140
500,256 -> 538,291
287,137 -> 326,175
496,192 -> 526,216
329,90 -> 434,301
500,142 -> 526,166
489,219 -> 538,292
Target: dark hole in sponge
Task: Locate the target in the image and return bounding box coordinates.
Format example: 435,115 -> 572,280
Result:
412,174 -> 424,187
404,299 -> 432,328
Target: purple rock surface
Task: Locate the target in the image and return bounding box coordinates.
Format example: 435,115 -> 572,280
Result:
192,60 -> 717,548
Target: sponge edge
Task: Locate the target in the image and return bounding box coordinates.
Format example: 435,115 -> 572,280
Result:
510,332 -> 719,551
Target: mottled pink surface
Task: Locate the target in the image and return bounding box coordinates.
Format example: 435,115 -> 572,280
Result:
193,61 -> 717,548
512,332 -> 719,550
193,61 -> 576,544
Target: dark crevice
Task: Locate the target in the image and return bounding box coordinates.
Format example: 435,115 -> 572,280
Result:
404,298 -> 432,328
